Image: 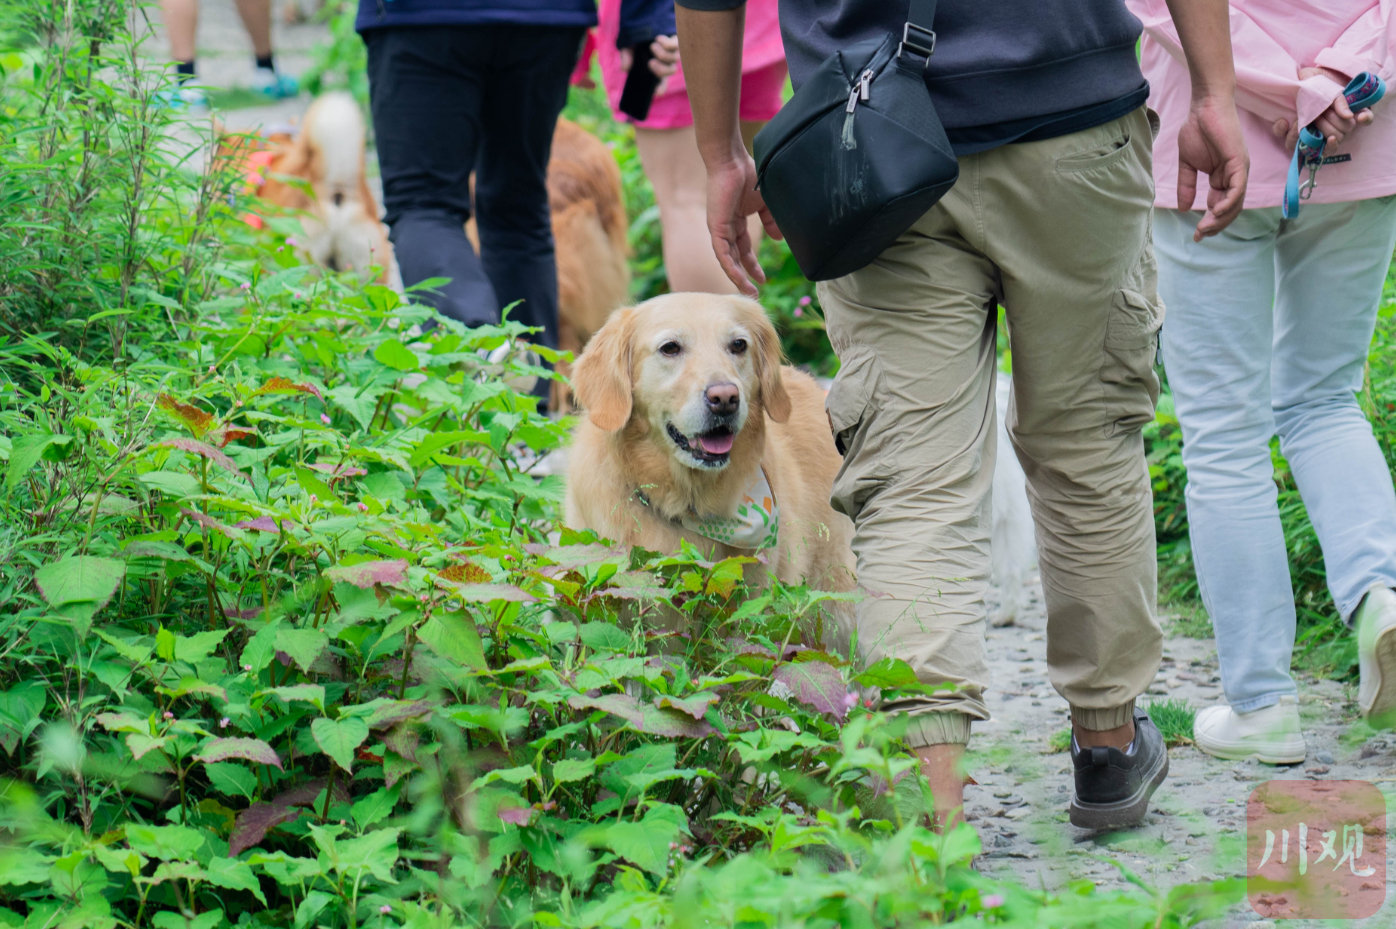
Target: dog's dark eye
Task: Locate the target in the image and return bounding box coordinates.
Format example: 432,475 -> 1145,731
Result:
659,341 -> 681,357
729,338 -> 748,355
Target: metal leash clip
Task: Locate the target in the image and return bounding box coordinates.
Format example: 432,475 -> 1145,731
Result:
1283,71 -> 1385,219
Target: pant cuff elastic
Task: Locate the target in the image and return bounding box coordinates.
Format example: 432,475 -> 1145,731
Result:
903,711 -> 973,748
1070,700 -> 1136,731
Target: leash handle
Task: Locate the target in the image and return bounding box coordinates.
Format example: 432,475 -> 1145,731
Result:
1284,71 -> 1386,219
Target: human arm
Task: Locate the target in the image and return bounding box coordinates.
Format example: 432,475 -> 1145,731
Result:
1159,0 -> 1249,239
674,0 -> 779,295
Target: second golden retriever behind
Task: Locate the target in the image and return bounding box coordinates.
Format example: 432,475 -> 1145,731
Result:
565,293 -> 854,593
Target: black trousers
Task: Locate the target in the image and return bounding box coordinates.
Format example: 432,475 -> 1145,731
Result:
365,24 -> 585,351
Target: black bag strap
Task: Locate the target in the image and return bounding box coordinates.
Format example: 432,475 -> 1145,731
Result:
898,0 -> 937,63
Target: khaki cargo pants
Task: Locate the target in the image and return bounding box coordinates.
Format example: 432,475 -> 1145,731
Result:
820,106 -> 1163,747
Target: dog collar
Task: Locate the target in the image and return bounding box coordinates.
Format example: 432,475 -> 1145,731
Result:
635,467 -> 780,551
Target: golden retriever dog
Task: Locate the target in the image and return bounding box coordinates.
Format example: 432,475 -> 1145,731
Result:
218,92 -> 392,282
565,293 -> 854,593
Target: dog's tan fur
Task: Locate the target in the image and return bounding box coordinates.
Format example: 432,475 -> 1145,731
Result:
217,93 -> 392,283
566,293 -> 854,592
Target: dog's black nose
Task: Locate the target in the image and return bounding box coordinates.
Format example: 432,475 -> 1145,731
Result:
705,383 -> 740,415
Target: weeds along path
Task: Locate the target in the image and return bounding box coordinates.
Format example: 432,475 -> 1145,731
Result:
975,573 -> 1393,927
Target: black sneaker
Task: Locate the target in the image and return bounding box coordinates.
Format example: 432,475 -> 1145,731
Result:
1069,709 -> 1169,830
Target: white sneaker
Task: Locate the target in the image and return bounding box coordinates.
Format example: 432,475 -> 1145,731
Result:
1193,696 -> 1306,764
1357,586 -> 1396,724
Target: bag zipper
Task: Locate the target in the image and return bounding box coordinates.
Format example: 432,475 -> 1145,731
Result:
845,69 -> 874,113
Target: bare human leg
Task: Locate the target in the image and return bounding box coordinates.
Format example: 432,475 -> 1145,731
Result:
634,121 -> 766,295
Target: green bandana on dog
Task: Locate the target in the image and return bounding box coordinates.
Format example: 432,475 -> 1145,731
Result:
636,468 -> 780,551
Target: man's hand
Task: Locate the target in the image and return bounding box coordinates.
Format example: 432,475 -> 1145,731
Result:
706,152 -> 781,296
1164,0 -> 1249,239
1271,66 -> 1374,150
1177,95 -> 1249,241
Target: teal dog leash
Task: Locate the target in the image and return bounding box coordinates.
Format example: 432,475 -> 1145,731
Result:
1283,71 -> 1385,219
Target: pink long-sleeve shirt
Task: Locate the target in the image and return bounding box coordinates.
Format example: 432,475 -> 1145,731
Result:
1128,0 -> 1396,209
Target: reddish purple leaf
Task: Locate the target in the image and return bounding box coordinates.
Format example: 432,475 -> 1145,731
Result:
497,805 -> 534,826
529,544 -> 627,570
655,692 -> 720,721
224,606 -> 263,620
154,438 -> 248,481
568,693 -> 645,728
307,462 -> 368,482
181,508 -> 234,535
272,777 -> 349,808
236,516 -> 281,532
254,377 -> 325,401
727,638 -> 775,659
325,559 -> 408,590
434,581 -> 536,603
196,737 -> 284,769
156,394 -> 215,438
229,802 -> 300,856
381,722 -> 420,763
367,700 -> 434,730
773,661 -> 848,720
638,706 -> 716,738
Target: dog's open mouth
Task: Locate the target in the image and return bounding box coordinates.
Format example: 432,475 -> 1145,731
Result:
666,422 -> 735,465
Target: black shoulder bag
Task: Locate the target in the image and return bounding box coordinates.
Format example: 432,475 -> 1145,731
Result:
752,0 -> 957,281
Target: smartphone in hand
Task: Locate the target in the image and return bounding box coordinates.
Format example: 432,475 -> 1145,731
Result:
618,41 -> 661,122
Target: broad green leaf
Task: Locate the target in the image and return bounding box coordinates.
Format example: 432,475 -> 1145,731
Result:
332,827 -> 401,882
174,629 -> 231,663
5,434 -> 70,489
296,890 -> 337,929
478,764 -> 538,787
138,470 -> 204,498
205,762 -> 258,801
416,612 -> 485,670
241,619 -> 283,673
197,737 -> 283,769
311,717 -> 369,772
373,339 -> 419,372
274,627 -> 328,674
261,684 -> 325,712
327,385 -> 380,431
351,784 -> 400,830
124,823 -> 206,861
577,622 -> 631,653
551,757 -> 595,785
601,803 -> 688,876
204,856 -> 267,904
153,911 -> 222,929
34,556 -> 124,613
155,626 -> 177,661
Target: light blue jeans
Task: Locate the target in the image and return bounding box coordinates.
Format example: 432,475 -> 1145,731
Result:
1155,197 -> 1396,713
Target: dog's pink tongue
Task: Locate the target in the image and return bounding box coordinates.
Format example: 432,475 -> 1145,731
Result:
698,433 -> 735,455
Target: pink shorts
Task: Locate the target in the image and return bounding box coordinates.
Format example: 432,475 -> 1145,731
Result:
627,60 -> 787,130
592,0 -> 787,131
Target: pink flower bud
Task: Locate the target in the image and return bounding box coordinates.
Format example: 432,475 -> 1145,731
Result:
163,711 -> 174,720
286,236 -> 299,247
309,494 -> 318,504
320,413 -> 331,425
242,663 -> 252,672
340,819 -> 346,825
294,291 -> 304,300
357,502 -> 368,512
239,282 -> 251,291
219,717 -> 230,728
793,307 -> 803,318
982,894 -> 1004,909
379,906 -> 391,915
799,295 -> 812,307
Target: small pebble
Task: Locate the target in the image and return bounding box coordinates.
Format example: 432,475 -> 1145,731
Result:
1316,751 -> 1335,764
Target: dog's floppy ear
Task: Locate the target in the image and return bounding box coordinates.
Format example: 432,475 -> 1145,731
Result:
573,306 -> 636,431
736,297 -> 791,423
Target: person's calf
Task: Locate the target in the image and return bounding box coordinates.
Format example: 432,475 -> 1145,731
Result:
914,742 -> 966,834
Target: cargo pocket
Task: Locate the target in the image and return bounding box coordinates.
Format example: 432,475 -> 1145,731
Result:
1101,289 -> 1163,436
826,348 -> 901,522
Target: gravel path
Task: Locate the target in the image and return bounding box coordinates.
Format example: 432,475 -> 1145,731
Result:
973,572 -> 1396,928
